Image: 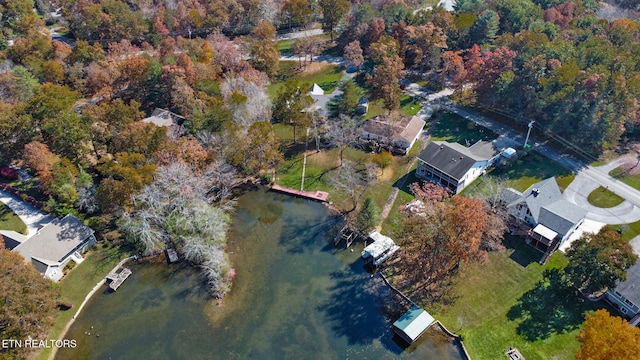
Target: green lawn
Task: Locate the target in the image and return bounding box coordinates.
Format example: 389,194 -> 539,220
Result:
587,186 -> 625,208
429,111 -> 497,145
490,152 -> 575,192
0,202 -> 27,234
609,166 -> 640,190
277,39 -> 296,54
269,62 -> 343,99
608,219 -> 640,242
39,244 -> 129,360
429,237 -> 610,360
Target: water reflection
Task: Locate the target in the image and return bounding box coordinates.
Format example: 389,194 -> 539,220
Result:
56,190 -> 462,360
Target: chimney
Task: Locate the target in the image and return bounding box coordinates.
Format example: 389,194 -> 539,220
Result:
531,188 -> 540,197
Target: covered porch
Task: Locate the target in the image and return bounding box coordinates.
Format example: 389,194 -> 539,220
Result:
526,224 -> 557,253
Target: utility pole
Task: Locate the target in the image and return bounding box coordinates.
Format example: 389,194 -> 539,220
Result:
524,120 -> 534,151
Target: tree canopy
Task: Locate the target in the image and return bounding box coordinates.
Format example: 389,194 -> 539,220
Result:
576,309 -> 640,360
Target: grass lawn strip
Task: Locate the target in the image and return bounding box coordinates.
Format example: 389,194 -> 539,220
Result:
607,219 -> 640,242
609,166 -> 640,191
0,202 -> 27,234
587,186 -> 625,208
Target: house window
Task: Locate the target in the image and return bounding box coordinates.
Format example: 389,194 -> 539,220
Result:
621,307 -> 628,314
625,299 -> 635,307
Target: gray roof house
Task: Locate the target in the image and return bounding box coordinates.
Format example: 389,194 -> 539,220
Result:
11,214 -> 96,282
605,262 -> 640,326
360,115 -> 426,155
142,108 -> 187,138
503,178 -> 587,262
415,140 -> 499,193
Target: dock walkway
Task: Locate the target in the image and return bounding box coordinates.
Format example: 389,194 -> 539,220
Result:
270,184 -> 329,202
106,267 -> 132,291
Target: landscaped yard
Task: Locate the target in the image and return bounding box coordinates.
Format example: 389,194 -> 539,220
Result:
488,152 -> 575,192
608,219 -> 640,242
429,236 -> 612,360
39,243 -> 129,360
364,95 -> 422,120
0,202 -> 27,234
587,186 -> 624,208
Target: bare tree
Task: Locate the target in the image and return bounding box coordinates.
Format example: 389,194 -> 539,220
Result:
325,115 -> 357,166
220,75 -> 272,130
329,159 -> 375,211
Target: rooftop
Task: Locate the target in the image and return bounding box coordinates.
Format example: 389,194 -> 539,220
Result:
142,108 -> 186,128
14,214 -> 94,263
417,141 -> 496,181
393,306 -> 435,343
615,262 -> 640,308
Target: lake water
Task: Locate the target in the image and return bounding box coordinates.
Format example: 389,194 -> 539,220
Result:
56,190 -> 463,360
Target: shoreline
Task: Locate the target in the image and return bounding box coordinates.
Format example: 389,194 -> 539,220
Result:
48,255 -> 138,360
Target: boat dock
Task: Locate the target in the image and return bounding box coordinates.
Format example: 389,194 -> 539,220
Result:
270,184 -> 329,202
105,268 -> 132,291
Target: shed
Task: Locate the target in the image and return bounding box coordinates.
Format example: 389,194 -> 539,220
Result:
309,83 -> 324,95
393,306 -> 435,344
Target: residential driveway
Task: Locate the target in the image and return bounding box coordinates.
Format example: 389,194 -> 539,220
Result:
0,189 -> 53,237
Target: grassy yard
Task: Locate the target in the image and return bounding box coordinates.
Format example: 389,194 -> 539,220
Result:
268,62 -> 343,99
489,152 -> 575,192
429,237 -> 610,360
39,243 -> 129,360
0,202 -> 27,234
277,38 -> 296,54
587,186 -> 624,208
429,111 -> 497,145
609,166 -> 640,190
608,219 -> 640,242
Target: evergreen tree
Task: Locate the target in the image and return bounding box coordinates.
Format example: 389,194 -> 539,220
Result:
355,197 -> 379,232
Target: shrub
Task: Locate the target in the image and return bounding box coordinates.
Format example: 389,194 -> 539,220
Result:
0,165 -> 18,180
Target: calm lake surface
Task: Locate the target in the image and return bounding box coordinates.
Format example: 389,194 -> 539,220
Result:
56,190 -> 463,360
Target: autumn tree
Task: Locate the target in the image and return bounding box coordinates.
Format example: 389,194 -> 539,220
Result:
330,159 -> 376,211
318,0 -> 351,41
231,121 -> 283,175
576,309 -> 640,360
247,20 -> 280,78
565,228 -> 637,295
372,151 -> 393,175
272,79 -> 313,143
22,141 -> 58,188
343,40 -> 364,70
367,35 -> 406,112
282,0 -> 312,29
96,152 -> 158,211
397,192 -> 489,294
0,241 -> 59,360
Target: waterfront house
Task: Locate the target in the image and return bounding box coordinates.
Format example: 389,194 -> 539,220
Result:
415,140 -> 498,193
360,115 -> 425,155
502,178 -> 587,262
10,214 -> 96,282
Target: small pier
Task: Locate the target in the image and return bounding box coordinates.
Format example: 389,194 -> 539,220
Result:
270,184 -> 329,202
106,268 -> 132,291
333,224 -> 360,248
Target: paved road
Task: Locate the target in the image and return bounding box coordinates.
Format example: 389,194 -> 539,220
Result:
406,84 -> 640,221
277,29 -> 324,41
0,189 -> 53,237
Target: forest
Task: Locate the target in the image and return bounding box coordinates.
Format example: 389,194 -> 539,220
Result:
1,0 -> 640,356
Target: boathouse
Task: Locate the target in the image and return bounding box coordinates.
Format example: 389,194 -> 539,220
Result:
393,306 -> 435,344
361,231 -> 399,267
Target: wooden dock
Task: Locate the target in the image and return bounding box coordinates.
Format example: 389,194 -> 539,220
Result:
106,268 -> 132,291
270,184 -> 329,202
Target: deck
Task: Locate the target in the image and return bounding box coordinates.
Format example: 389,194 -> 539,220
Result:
106,268 -> 132,291
270,184 -> 329,202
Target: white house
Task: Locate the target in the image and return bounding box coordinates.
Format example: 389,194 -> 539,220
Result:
502,178 -> 587,262
416,140 -> 499,193
9,214 -> 96,282
360,115 -> 425,155
142,108 -> 187,138
605,262 -> 640,325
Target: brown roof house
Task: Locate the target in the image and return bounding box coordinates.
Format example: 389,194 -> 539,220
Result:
502,177 -> 587,263
416,140 -> 499,193
360,115 -> 426,155
142,108 -> 187,138
10,214 -> 96,282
